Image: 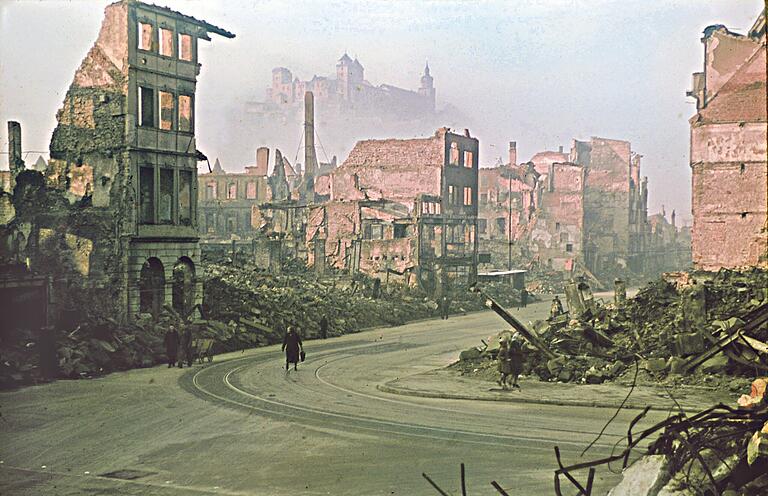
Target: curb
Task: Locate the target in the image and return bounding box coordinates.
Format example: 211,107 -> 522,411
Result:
376,382 -> 704,412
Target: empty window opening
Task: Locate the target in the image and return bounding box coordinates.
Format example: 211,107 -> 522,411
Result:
179,33 -> 193,61
178,95 -> 192,132
138,22 -> 153,51
740,163 -> 746,174
555,222 -> 561,231
172,258 -> 195,317
496,217 -> 506,233
480,192 -> 488,204
159,28 -> 174,56
205,182 -> 217,199
139,87 -> 154,127
478,218 -> 487,234
139,166 -> 154,224
449,142 -> 459,166
159,168 -> 174,224
741,212 -> 748,219
566,243 -> 574,253
246,182 -> 257,199
464,150 -> 473,168
179,170 -> 192,226
371,224 -> 384,240
394,224 -> 408,238
463,187 -> 473,206
159,91 -> 174,130
139,257 -> 165,315
227,183 -> 237,199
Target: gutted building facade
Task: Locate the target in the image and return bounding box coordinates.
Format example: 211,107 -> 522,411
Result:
572,137 -> 648,276
306,128 -> 479,289
42,0 -> 233,319
688,13 -> 767,270
198,154 -> 271,238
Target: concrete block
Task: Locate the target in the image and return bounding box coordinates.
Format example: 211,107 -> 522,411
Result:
641,358 -> 668,373
608,455 -> 670,496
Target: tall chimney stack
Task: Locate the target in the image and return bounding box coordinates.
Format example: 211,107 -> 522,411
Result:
558,145 -> 564,153
508,141 -> 517,166
303,91 -> 317,202
8,121 -> 24,190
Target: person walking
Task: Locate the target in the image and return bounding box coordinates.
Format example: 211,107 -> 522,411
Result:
550,296 -> 564,319
497,338 -> 512,390
518,289 -> 529,309
507,332 -> 525,390
179,325 -> 193,368
440,295 -> 450,320
164,325 -> 179,368
282,326 -> 303,371
319,315 -> 329,340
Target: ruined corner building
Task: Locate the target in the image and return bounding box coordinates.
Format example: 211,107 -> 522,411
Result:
46,0 -> 234,320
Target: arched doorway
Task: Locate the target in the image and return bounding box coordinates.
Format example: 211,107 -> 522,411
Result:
172,257 -> 195,317
139,257 -> 165,316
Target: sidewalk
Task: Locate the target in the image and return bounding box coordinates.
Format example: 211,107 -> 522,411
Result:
378,367 -> 736,411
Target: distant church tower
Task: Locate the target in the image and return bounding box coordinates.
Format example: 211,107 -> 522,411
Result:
418,62 -> 435,112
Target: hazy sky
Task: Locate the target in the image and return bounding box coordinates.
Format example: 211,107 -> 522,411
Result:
0,0 -> 763,223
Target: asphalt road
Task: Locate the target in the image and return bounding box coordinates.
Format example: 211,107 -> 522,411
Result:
1,298 -> 668,495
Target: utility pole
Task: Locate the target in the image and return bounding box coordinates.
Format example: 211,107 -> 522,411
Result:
508,169 -> 513,271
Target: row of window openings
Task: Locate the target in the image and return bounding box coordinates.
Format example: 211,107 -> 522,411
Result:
139,167 -> 194,225
138,22 -> 194,61
205,182 -> 260,200
363,224 -> 409,240
449,143 -> 474,168
368,254 -> 408,262
447,185 -> 474,206
139,87 -> 193,132
422,225 -> 474,244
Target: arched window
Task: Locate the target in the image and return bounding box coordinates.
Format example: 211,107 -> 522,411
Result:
139,257 -> 165,315
172,257 -> 196,317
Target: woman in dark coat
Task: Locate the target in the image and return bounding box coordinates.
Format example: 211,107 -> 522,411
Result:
281,326 -> 303,371
164,326 -> 179,368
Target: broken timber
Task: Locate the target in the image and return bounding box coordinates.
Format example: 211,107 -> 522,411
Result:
476,288 -> 559,359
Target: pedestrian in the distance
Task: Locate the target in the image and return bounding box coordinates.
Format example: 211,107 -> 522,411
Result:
179,325 -> 193,368
440,295 -> 450,320
520,289 -> 529,309
507,332 -> 525,390
320,315 -> 329,339
164,325 -> 179,368
282,326 -> 303,371
550,296 -> 564,319
497,338 -> 512,389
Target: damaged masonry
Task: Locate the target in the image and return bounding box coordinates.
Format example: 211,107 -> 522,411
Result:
1,2 -> 767,496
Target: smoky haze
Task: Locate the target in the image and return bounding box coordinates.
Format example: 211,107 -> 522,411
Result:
0,0 -> 762,223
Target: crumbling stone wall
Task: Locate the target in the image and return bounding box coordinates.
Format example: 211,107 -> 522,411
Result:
690,19 -> 767,270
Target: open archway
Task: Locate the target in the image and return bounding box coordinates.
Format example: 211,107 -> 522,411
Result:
139,257 -> 165,316
172,257 -> 196,317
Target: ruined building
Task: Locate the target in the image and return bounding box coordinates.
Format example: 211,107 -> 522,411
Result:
265,55 -> 435,116
306,128 -> 479,289
688,12 -> 767,270
30,0 -> 232,319
477,137 -> 659,282
198,154 -> 272,238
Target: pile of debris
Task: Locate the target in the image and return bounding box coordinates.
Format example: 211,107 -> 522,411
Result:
201,261 -> 523,349
457,268 -> 768,386
597,377 -> 768,495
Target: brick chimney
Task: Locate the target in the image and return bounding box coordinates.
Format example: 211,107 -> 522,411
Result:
255,147 -> 269,175
558,145 -> 564,153
508,141 -> 517,166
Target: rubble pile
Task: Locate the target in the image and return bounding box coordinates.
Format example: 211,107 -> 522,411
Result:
457,268 -> 768,386
1,307 -> 173,387
602,378 -> 768,495
201,261 -> 523,349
